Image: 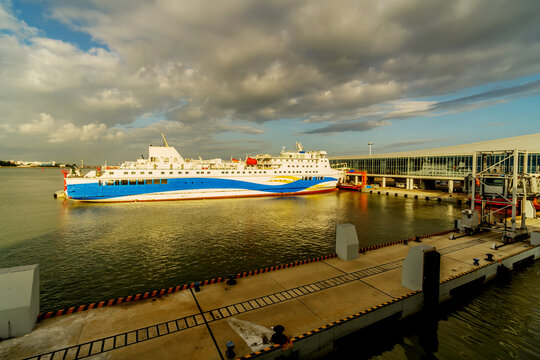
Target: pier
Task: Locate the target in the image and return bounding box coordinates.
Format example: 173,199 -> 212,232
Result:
347,185 -> 469,205
1,218 -> 538,360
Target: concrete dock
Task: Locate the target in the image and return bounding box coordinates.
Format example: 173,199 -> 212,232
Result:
361,186 -> 469,204
1,219 -> 539,360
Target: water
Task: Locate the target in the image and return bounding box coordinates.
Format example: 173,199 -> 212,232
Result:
0,168 -> 461,311
1,168 -> 537,358
324,261 -> 540,359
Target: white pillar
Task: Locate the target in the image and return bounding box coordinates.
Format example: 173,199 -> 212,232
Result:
354,175 -> 358,185
448,180 -> 454,193
336,224 -> 359,261
0,265 -> 40,338
401,245 -> 437,291
382,177 -> 386,187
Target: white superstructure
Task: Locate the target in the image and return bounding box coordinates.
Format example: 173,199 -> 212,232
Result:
65,138 -> 344,202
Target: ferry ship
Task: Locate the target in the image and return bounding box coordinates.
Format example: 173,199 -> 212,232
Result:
65,134 -> 344,202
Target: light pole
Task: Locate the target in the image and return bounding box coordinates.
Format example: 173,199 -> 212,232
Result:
368,142 -> 373,156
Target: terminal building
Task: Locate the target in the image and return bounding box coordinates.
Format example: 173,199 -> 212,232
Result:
330,133 -> 540,193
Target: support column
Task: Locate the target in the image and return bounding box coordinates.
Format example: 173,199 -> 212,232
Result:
448,180 -> 454,194
511,149 -> 518,232
382,177 -> 386,188
354,175 -> 358,185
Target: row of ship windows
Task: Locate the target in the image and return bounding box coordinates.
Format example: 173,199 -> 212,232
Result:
110,170 -> 320,175
210,170 -> 320,174
282,159 -> 321,162
147,157 -> 325,163
99,179 -> 168,186
98,174 -> 325,186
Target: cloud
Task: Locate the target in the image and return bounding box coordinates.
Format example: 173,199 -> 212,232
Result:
19,113 -> 56,134
301,120 -> 391,135
0,1 -> 37,38
83,89 -> 141,110
47,0 -> 540,126
2,0 -> 540,162
17,113 -> 125,143
432,79 -> 540,111
379,138 -> 450,150
381,101 -> 437,119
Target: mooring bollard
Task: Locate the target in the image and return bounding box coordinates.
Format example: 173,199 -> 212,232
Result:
485,253 -> 494,262
194,281 -> 201,292
472,258 -> 480,266
226,274 -> 237,285
225,341 -> 235,359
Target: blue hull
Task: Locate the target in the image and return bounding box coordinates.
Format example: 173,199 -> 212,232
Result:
67,177 -> 338,201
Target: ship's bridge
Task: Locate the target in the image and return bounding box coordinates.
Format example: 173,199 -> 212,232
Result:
148,145 -> 184,164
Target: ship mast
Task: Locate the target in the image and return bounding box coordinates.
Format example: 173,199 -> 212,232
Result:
161,131 -> 169,147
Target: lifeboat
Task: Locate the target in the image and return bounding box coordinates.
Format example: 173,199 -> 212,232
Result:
246,158 -> 257,165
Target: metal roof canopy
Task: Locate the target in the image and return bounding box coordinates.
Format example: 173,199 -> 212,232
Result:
331,133 -> 540,159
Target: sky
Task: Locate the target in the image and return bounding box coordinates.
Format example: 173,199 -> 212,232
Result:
1,0 -> 539,165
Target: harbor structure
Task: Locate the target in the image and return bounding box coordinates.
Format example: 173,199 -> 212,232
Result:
1,220 -> 538,359
330,133 -> 540,193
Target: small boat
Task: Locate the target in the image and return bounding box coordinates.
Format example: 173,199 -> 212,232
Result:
337,183 -> 362,191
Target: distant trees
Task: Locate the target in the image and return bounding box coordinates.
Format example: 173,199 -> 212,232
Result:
0,160 -> 16,166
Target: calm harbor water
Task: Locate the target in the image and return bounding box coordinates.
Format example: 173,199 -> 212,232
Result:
325,260 -> 540,359
1,168 -> 537,358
